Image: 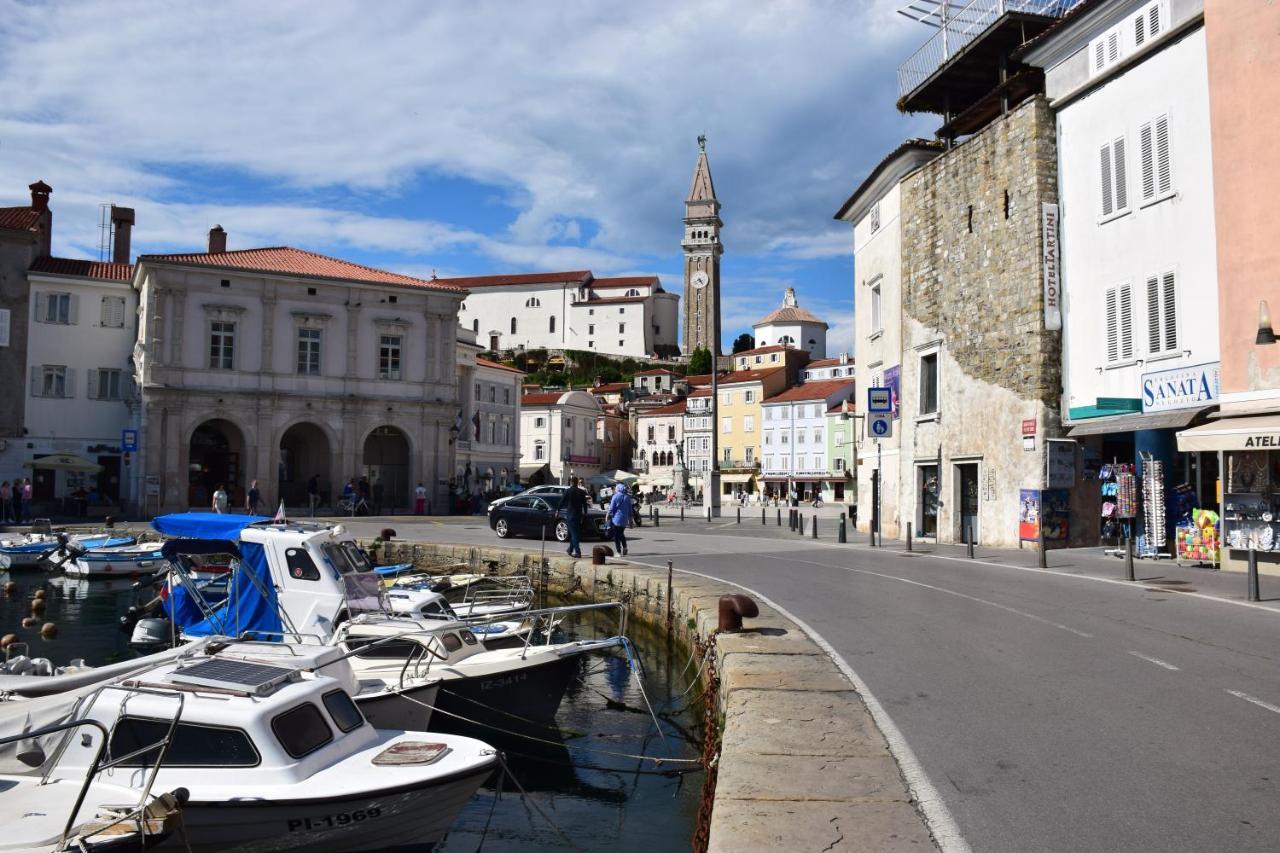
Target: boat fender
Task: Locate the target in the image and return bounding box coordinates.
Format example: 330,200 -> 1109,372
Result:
33,589 -> 46,600
21,617 -> 36,628
3,582 -> 15,596
30,598 -> 45,614
718,593 -> 759,633
0,633 -> 16,648
39,623 -> 57,639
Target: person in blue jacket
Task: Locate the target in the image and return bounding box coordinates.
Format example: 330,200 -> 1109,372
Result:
607,483 -> 632,556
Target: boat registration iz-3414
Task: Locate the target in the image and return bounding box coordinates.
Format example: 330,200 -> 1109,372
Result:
288,806 -> 383,832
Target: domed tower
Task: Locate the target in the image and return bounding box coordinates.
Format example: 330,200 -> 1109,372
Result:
753,288 -> 828,358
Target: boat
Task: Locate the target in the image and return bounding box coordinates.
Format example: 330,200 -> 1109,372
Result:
0,533 -> 61,570
5,638 -> 499,852
65,542 -> 167,578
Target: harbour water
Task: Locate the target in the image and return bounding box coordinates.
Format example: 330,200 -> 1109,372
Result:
0,571 -> 704,851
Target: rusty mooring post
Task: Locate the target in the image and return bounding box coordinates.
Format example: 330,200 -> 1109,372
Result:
592,545 -> 612,566
718,593 -> 759,632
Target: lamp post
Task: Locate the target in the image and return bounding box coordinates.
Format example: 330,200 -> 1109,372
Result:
1258,300 -> 1277,345
705,360 -> 722,519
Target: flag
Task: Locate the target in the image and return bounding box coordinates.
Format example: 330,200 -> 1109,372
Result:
472,409 -> 482,440
274,500 -> 286,522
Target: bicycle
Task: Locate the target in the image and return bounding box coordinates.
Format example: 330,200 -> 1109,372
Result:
810,497 -> 825,508
337,495 -> 371,516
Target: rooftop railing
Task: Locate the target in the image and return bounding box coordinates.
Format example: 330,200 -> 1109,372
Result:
897,0 -> 1083,99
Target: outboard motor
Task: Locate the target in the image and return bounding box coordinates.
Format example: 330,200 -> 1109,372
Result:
130,617 -> 172,651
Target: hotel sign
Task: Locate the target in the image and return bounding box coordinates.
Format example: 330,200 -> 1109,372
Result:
1042,203 -> 1061,331
1141,361 -> 1220,413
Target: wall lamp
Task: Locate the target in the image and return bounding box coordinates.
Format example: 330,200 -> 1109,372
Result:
1257,300 -> 1276,345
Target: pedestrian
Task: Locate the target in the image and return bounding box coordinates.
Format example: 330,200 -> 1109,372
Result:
559,475 -> 588,559
357,477 -> 371,516
307,474 -> 321,515
0,480 -> 10,524
212,483 -> 229,514
20,478 -> 32,523
245,479 -> 261,515
607,483 -> 631,556
414,482 -> 427,515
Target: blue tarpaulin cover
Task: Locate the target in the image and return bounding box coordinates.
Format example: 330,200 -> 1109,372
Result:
151,512 -> 271,540
178,541 -> 283,640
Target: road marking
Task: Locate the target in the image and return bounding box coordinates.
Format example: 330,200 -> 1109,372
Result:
1227,690 -> 1280,715
1127,651 -> 1180,671
626,558 -> 973,853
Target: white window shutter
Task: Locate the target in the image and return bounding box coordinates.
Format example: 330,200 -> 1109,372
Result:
1154,115 -> 1171,195
1139,122 -> 1155,201
87,368 -> 99,400
1146,275 -> 1162,353
1093,38 -> 1105,71
68,294 -> 79,325
30,365 -> 40,397
1162,271 -> 1177,351
1149,3 -> 1162,37
1100,143 -> 1114,216
33,295 -> 46,324
1113,136 -> 1128,211
1107,31 -> 1120,63
1119,284 -> 1134,360
0,308 -> 9,347
64,368 -> 75,399
1134,11 -> 1147,46
100,297 -> 110,326
1106,289 -> 1119,362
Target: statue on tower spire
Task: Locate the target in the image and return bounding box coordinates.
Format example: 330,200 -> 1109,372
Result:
697,133 -> 706,152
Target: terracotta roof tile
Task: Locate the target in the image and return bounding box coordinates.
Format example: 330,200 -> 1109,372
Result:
475,357 -> 524,374
755,305 -> 827,326
687,387 -> 712,397
734,344 -> 792,357
520,392 -> 566,406
638,400 -> 687,417
590,382 -> 629,394
140,246 -> 461,292
717,366 -> 785,385
592,276 -> 660,289
806,357 -> 850,369
683,373 -> 712,386
635,368 -> 675,376
0,206 -> 41,232
764,379 -> 855,404
437,270 -> 592,288
29,256 -> 134,281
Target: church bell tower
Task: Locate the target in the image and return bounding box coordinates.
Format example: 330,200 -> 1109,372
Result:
682,136 -> 723,357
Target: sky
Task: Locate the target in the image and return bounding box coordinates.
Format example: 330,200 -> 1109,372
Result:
0,0 -> 934,354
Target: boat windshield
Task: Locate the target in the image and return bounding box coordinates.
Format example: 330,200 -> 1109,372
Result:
321,541 -> 372,574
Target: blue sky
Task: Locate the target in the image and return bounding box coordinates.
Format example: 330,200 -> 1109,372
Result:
0,0 -> 934,352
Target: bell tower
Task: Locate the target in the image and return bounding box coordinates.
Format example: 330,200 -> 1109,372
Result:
682,136 -> 723,356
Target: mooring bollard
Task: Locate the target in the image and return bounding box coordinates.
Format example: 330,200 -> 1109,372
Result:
907,522 -> 913,552
736,507 -> 741,524
966,522 -> 975,559
1248,547 -> 1261,602
654,508 -> 660,527
811,515 -> 817,539
776,508 -> 782,526
1125,535 -> 1135,582
719,593 -> 759,632
838,515 -> 847,543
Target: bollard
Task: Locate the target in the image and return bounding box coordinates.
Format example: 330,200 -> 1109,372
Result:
811,515 -> 817,539
1124,535 -> 1135,582
592,545 -> 612,566
762,507 -> 767,525
736,507 -> 741,524
667,560 -> 674,627
907,522 -> 913,552
870,526 -> 876,547
654,508 -> 660,527
777,508 -> 782,526
799,515 -> 806,536
1248,547 -> 1260,602
966,522 -> 975,559
681,505 -> 685,522
838,515 -> 847,543
718,593 -> 760,632
1038,522 -> 1048,569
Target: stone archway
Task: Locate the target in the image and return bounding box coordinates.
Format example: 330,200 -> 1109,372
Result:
279,422 -> 332,508
188,419 -> 246,509
363,425 -> 410,512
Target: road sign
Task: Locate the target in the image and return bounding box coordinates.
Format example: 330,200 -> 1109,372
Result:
121,429 -> 138,452
868,387 -> 892,413
869,413 -> 892,438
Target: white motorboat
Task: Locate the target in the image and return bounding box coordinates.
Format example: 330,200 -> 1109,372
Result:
0,533 -> 61,570
66,542 -> 166,578
9,639 -> 498,852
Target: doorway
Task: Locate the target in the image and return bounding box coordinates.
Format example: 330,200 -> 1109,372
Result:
189,419 -> 244,508
956,463 -> 979,544
363,425 -> 410,511
917,464 -> 940,537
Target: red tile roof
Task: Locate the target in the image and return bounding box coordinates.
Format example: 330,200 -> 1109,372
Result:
806,357 -> 847,369
717,366 -> 786,385
29,256 -> 134,281
764,379 -> 855,404
140,246 -> 461,292
476,357 -> 524,374
638,400 -> 687,417
734,344 -> 791,357
827,401 -> 856,414
635,368 -> 675,376
687,387 -> 712,398
590,382 -> 629,394
592,276 -> 660,289
0,206 -> 42,232
683,373 -> 712,386
437,270 -> 592,288
521,392 -> 566,406
756,304 -> 827,326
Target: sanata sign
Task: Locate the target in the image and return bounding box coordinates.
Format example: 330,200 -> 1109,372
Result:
1141,361 -> 1220,413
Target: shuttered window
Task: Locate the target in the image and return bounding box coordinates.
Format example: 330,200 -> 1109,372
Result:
1105,285 -> 1135,363
1134,2 -> 1165,47
100,296 -> 126,328
1138,114 -> 1173,202
1091,27 -> 1123,74
1145,271 -> 1178,355
1100,136 -> 1129,218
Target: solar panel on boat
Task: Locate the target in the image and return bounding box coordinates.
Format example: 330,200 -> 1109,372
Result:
169,658 -> 300,695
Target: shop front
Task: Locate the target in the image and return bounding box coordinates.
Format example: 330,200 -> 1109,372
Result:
1177,414 -> 1280,574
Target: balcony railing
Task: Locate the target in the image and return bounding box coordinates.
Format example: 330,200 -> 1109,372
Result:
897,0 -> 1082,99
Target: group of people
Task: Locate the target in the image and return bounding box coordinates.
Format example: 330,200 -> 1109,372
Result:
0,479 -> 34,524
560,476 -> 634,558
210,479 -> 265,514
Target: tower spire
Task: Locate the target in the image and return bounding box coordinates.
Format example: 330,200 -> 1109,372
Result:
682,140 -> 724,356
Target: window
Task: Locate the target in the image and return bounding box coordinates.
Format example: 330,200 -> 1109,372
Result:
835,457 -> 845,471
1138,115 -> 1172,203
667,424 -> 676,441
779,335 -> 795,346
510,317 -> 517,334
379,335 -> 402,380
797,429 -> 806,444
285,547 -> 321,581
322,690 -> 364,733
625,288 -> 641,297
488,386 -> 496,402
745,447 -> 755,463
1091,25 -> 1123,74
100,296 -> 126,328
37,292 -> 72,325
589,324 -> 595,335
504,388 -> 511,404
1133,1 -> 1165,47
35,365 -> 68,398
871,283 -> 882,334
1105,284 -> 1135,363
525,297 -> 541,307
589,308 -> 594,315
89,368 -> 123,401
723,448 -> 732,463
473,319 -> 479,333
647,424 -> 655,442
720,392 -> 732,406
489,418 -> 496,443
1145,271 -> 1178,355
550,315 -> 556,333
920,352 -> 939,415
744,415 -> 755,433
721,416 -> 732,434
110,716 -> 258,768
209,320 -> 233,368
619,323 -> 626,333
534,443 -> 545,460
296,328 -> 322,375
745,390 -> 756,403
814,428 -> 823,443
781,431 -> 789,445
475,382 -> 482,399
272,704 -> 334,759
869,201 -> 881,233
814,455 -> 825,470
503,421 -> 511,444
619,340 -> 625,348
534,416 -> 546,428
1100,136 -> 1129,218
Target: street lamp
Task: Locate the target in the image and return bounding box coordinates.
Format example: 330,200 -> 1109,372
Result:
1257,300 -> 1276,345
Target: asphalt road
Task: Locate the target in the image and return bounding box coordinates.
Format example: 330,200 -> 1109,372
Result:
344,513 -> 1280,853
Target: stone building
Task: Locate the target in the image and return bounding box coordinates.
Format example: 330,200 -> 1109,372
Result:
133,231 -> 465,515
456,329 -> 523,500
633,399 -> 685,493
0,182 -> 54,454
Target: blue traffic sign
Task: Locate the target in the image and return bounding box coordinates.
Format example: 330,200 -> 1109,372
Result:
868,387 -> 892,413
121,429 -> 138,452
869,413 -> 892,438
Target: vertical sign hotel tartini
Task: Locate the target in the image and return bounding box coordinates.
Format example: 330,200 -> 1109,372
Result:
1042,203 -> 1061,331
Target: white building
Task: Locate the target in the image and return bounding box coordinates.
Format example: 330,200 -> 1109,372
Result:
447,271 -> 680,359
761,380 -> 855,502
456,329 -> 523,499
519,390 -> 603,485
633,399 -> 685,492
1024,0 -> 1222,525
683,387 -> 713,494
835,140 -> 941,538
632,368 -> 677,396
21,256 -> 138,506
803,353 -> 856,381
752,288 -> 828,358
133,233 -> 465,514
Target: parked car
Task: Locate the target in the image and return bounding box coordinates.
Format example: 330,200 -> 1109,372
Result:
486,484 -> 569,513
488,493 -> 608,542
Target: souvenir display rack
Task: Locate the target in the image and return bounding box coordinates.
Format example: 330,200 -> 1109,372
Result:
1139,454 -> 1167,558
1099,462 -> 1135,545
1176,508 -> 1220,567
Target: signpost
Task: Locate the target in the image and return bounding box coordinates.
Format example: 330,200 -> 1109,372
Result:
121,429 -> 138,452
868,387 -> 892,413
868,413 -> 892,439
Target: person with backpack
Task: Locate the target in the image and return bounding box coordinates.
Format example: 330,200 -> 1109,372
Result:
607,483 -> 632,556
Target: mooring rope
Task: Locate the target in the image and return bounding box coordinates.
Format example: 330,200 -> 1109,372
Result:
494,752 -> 582,853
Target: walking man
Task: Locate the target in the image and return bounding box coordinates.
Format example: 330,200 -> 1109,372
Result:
212,483 -> 229,514
307,474 -> 321,516
559,475 -> 588,559
245,479 -> 261,515
607,483 -> 631,556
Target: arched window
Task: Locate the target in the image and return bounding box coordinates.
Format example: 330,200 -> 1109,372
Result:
640,449 -> 647,462
460,302 -> 467,312
549,316 -> 556,333
625,288 -> 641,297
525,297 -> 541,308
779,335 -> 795,347
472,319 -> 479,333
808,338 -> 817,348
510,317 -> 517,334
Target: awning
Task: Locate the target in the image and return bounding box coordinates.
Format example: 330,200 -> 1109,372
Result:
1177,414 -> 1280,452
519,462 -> 550,479
641,476 -> 673,488
23,454 -> 102,473
1066,407 -> 1209,438
719,473 -> 755,484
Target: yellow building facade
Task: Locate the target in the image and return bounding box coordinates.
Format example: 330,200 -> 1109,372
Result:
715,366 -> 787,496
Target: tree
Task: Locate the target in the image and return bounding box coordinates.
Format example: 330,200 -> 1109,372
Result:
732,333 -> 755,353
688,347 -> 712,375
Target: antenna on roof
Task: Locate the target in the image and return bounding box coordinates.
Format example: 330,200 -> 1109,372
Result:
97,203 -> 115,262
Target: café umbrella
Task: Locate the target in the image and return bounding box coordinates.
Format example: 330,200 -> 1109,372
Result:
22,454 -> 103,473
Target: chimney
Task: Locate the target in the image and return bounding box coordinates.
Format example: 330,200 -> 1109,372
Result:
29,180 -> 51,212
208,225 -> 227,254
110,206 -> 135,264
28,180 -> 52,257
